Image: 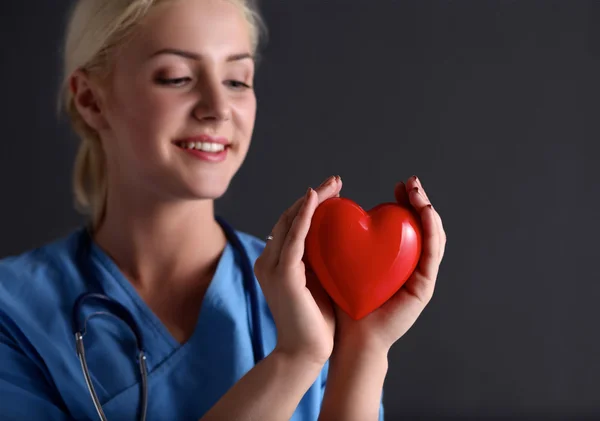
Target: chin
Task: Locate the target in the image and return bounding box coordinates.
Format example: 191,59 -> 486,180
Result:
164,159 -> 242,201
187,177 -> 232,200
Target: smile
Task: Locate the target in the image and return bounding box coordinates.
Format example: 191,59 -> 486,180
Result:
174,141 -> 228,152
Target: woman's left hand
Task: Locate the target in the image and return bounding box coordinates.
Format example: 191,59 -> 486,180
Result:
333,175 -> 447,354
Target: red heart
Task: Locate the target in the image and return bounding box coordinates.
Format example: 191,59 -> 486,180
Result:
305,197 -> 423,320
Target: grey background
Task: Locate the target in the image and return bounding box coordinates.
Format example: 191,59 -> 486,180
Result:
1,1 -> 599,419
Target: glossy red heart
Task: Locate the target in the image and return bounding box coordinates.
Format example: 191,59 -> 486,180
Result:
305,197 -> 423,320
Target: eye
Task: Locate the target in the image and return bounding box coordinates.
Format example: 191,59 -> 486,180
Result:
155,77 -> 192,87
226,80 -> 252,90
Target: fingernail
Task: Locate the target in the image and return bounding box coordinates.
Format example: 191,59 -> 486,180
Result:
319,176 -> 335,188
306,187 -> 313,198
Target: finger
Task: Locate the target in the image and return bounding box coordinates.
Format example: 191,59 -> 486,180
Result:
409,185 -> 432,210
414,178 -> 444,259
262,193 -> 307,264
407,175 -> 430,203
409,184 -> 440,265
433,207 -> 447,260
394,181 -> 410,207
408,178 -> 446,262
263,175 -> 339,264
400,205 -> 439,305
414,203 -> 440,280
315,175 -> 342,203
335,176 -> 342,197
282,175 -> 339,241
279,188 -> 319,267
383,201 -> 440,308
409,178 -> 445,260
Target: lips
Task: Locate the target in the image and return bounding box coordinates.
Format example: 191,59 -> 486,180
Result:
173,134 -> 231,162
175,141 -> 228,152
173,134 -> 230,147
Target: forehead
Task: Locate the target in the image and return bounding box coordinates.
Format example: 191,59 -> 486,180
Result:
126,0 -> 252,60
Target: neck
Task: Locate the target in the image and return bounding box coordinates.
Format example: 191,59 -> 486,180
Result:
92,188 -> 227,296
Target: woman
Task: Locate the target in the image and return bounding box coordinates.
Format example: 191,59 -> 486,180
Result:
0,0 -> 446,420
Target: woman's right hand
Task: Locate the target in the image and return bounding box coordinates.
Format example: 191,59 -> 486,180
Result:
254,175 -> 342,366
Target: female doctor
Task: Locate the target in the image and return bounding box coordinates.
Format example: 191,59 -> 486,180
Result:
0,0 -> 446,420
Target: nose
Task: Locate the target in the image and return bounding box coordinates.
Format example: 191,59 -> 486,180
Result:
192,78 -> 231,123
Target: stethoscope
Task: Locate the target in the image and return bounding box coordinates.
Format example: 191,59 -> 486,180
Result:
71,216 -> 265,421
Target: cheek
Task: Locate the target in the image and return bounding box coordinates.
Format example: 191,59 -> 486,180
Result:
235,95 -> 257,136
108,82 -> 182,150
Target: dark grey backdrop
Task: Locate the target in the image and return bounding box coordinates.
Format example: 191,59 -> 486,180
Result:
1,1 -> 598,419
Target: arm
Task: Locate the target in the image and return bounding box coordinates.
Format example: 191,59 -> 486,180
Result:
0,330 -> 73,421
201,350 -> 324,421
318,336 -> 387,421
320,175 -> 446,421
204,179 -> 343,421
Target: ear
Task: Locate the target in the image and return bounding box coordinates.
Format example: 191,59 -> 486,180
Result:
69,69 -> 109,131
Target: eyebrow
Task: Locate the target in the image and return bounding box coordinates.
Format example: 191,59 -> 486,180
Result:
149,48 -> 254,62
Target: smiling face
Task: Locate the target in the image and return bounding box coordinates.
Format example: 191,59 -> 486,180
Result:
94,0 -> 257,202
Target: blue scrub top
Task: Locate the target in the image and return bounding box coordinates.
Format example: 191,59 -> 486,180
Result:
0,226 -> 384,421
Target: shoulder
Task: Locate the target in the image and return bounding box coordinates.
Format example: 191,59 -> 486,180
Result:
0,228 -> 86,326
0,228 -> 82,287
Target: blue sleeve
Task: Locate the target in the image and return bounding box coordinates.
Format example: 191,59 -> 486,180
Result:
0,326 -> 72,420
319,359 -> 385,420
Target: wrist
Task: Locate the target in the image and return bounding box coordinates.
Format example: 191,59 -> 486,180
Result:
319,331 -> 388,421
335,328 -> 391,360
271,347 -> 329,374
331,340 -> 389,375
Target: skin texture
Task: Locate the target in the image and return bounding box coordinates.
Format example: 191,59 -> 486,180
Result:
69,0 -> 447,419
318,175 -> 447,421
72,0 -> 258,344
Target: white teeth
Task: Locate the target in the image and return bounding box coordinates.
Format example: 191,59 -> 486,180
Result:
195,142 -> 225,152
179,142 -> 226,152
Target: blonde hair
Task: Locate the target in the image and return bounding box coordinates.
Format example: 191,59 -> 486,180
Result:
58,0 -> 266,230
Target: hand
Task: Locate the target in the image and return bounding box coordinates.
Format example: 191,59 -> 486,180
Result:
333,175 -> 447,354
254,175 -> 343,365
